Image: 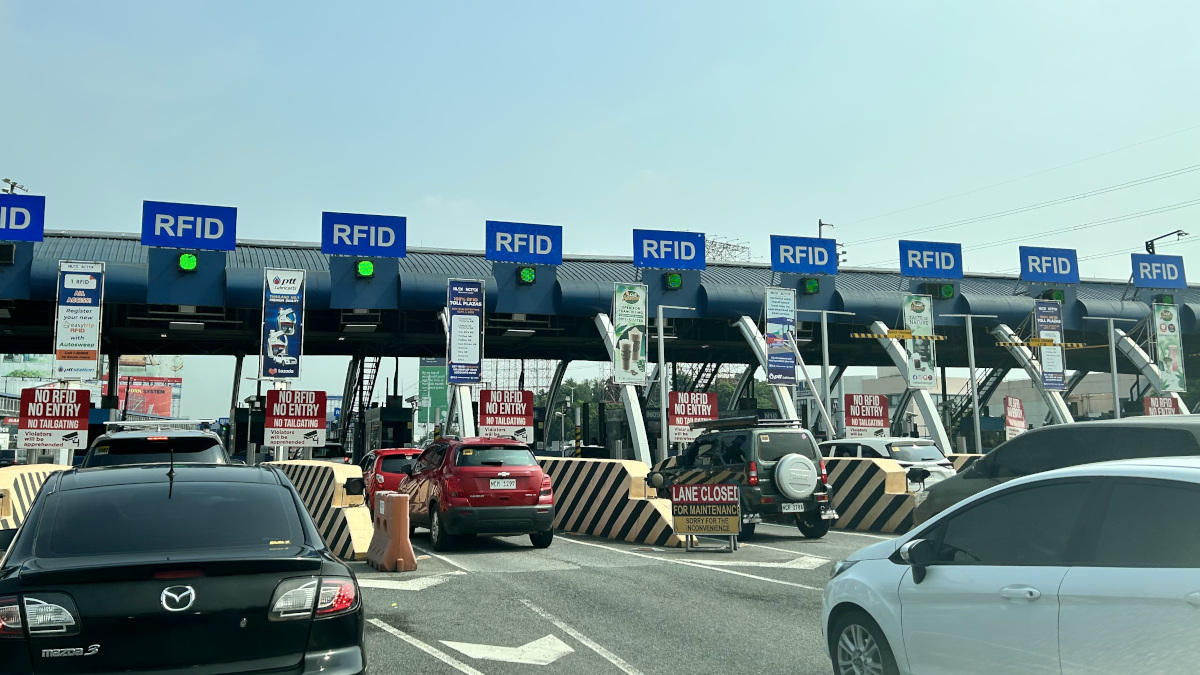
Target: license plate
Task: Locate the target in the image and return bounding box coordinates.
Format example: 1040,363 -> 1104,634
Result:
490,478 -> 517,490
781,503 -> 805,513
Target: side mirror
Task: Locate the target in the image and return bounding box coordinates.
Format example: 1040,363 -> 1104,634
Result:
899,538 -> 935,584
231,459 -> 246,466
343,477 -> 366,496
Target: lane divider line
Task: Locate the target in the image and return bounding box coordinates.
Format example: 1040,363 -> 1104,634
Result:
555,535 -> 821,591
368,618 -> 487,675
741,542 -> 831,560
519,599 -> 646,675
759,522 -> 894,541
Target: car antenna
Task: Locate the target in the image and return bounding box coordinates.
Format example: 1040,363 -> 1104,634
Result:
167,444 -> 176,499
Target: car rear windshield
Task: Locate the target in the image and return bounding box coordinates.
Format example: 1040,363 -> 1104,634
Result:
456,446 -> 538,467
756,432 -> 819,462
887,442 -> 946,462
85,436 -> 226,467
36,482 -> 304,558
380,456 -> 416,473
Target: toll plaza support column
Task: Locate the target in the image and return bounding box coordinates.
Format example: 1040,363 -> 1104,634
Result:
867,320 -> 951,452
735,316 -> 799,420
1112,327 -> 1189,414
445,385 -> 477,438
991,323 -> 1074,425
595,313 -> 652,465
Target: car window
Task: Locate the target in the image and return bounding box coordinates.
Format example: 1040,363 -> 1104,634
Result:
828,443 -> 858,458
380,456 -> 416,474
756,431 -> 818,462
931,480 -> 1091,565
36,482 -> 305,557
860,444 -> 886,459
683,436 -> 718,467
85,436 -> 226,467
989,427 -> 1200,478
455,446 -> 538,467
888,441 -> 945,462
718,432 -> 750,466
1090,480 -> 1200,568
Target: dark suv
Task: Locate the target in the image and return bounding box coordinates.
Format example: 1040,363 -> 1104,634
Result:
647,418 -> 837,539
81,426 -> 230,468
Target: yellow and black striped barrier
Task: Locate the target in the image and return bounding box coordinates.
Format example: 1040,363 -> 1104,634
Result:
825,458 -> 916,534
850,332 -> 948,341
995,341 -> 1086,348
268,460 -> 372,561
947,454 -> 984,472
539,457 -> 687,548
0,464 -> 71,533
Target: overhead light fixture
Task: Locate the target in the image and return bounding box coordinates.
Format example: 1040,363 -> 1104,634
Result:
338,336 -> 346,341
0,308 -> 10,319
664,272 -> 683,290
343,324 -> 377,333
517,266 -> 536,285
1038,288 -> 1065,302
178,252 -> 199,272
1154,293 -> 1176,305
0,243 -> 16,265
168,321 -> 204,331
504,329 -> 536,337
356,259 -> 375,279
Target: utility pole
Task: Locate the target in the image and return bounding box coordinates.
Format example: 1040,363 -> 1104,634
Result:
818,219 -> 832,239
1145,229 -> 1188,254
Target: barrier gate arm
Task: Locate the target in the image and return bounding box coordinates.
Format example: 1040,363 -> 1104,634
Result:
990,323 -> 1073,425
866,321 -> 952,453
1113,328 -> 1190,414
595,313 -> 653,465
735,316 -> 799,420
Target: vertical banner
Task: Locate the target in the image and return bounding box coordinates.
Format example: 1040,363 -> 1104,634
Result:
1003,396 -> 1027,440
902,294 -> 936,389
1153,303 -> 1187,392
668,391 -> 719,443
261,269 -> 305,380
844,393 -> 889,438
418,357 -> 449,424
764,287 -> 797,386
447,279 -> 485,384
54,261 -> 105,380
19,387 -> 90,450
1144,396 -> 1180,416
477,389 -> 534,442
1033,300 -> 1066,391
612,282 -> 649,385
264,389 -> 327,446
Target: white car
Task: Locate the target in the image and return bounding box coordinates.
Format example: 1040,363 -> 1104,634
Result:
822,456 -> 1200,675
820,437 -> 955,491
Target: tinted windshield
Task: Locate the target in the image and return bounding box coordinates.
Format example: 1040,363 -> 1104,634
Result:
456,446 -> 538,467
37,482 -> 304,557
380,456 -> 416,473
887,442 -> 945,462
85,436 -> 226,467
756,432 -> 818,462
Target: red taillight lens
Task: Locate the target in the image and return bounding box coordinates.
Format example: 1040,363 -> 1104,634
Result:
316,578 -> 357,616
445,475 -> 464,498
540,474 -> 552,496
154,569 -> 203,580
147,436 -> 168,441
820,459 -> 828,485
748,461 -> 758,486
0,596 -> 22,637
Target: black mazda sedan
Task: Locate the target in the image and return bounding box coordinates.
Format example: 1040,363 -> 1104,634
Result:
0,463 -> 365,674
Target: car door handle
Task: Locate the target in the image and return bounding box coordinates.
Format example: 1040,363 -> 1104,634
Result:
1184,592 -> 1200,607
999,585 -> 1042,601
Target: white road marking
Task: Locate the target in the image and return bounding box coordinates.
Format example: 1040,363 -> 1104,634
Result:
441,635 -> 574,666
411,543 -> 474,572
520,599 -> 646,675
358,571 -> 466,591
759,522 -> 894,540
368,619 -> 487,675
555,536 -> 822,591
740,541 -> 831,559
693,556 -> 826,570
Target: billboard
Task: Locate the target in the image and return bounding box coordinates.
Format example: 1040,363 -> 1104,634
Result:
845,393 -> 889,439
612,283 -> 649,385
264,389 -> 327,447
764,287 -> 797,386
104,376 -> 182,417
1033,300 -> 1066,391
418,357 -> 448,424
477,389 -> 534,442
1145,396 -> 1181,416
902,294 -> 936,389
1003,396 -> 1027,440
668,392 -> 718,443
54,261 -> 105,380
447,279 -> 485,384
260,269 -> 305,380
1153,303 -> 1187,392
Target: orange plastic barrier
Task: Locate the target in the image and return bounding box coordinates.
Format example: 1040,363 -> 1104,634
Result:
366,491 -> 418,573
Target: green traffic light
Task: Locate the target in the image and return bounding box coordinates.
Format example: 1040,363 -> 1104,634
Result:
178,253 -> 198,272
803,278 -> 820,295
518,266 -> 537,284
940,283 -> 955,299
356,260 -> 375,278
664,272 -> 683,290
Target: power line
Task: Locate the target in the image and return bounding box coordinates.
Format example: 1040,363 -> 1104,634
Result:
842,121 -> 1200,227
844,163 -> 1200,246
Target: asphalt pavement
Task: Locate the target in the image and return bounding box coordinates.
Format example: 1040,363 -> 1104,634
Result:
351,523 -> 897,675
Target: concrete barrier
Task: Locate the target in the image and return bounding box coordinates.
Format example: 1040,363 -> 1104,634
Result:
948,453 -> 984,472
825,458 -> 916,534
267,460 -> 372,561
0,464 -> 71,532
539,458 -> 687,548
366,492 -> 418,573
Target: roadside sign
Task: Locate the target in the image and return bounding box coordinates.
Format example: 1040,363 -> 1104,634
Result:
0,193 -> 45,242
886,329 -> 913,339
54,261 -> 105,380
447,279 -> 485,384
2,417 -> 18,425
1028,337 -> 1055,348
260,269 -> 305,380
320,212 -> 407,258
632,229 -> 706,270
141,200 -> 237,251
485,221 -> 563,265
1033,300 -> 1066,390
671,484 -> 740,535
899,240 -> 963,279
218,417 -> 230,425
418,358 -> 448,424
902,295 -> 936,389
1145,396 -> 1180,416
612,283 -> 649,385
478,389 -> 534,442
769,235 -> 838,275
764,287 -> 797,386
1153,303 -> 1186,392
845,393 -> 889,438
1003,396 -> 1026,440
264,389 -> 327,446
19,387 -> 89,450
1132,253 -> 1187,289
1019,246 -> 1079,285
668,392 -> 718,443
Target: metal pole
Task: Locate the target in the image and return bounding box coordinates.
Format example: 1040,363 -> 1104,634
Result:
658,304 -> 668,464
965,317 -> 984,454
788,334 -> 834,433
1108,318 -> 1121,419
820,311 -> 832,439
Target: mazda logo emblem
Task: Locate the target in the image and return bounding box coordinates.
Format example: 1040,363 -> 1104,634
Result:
160,586 -> 196,612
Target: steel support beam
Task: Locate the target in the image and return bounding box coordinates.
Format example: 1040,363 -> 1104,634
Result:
866,320 -> 951,452
734,316 -> 799,420
991,323 -> 1073,425
1113,328 -> 1190,414
542,360 -> 570,449
595,313 -> 652,465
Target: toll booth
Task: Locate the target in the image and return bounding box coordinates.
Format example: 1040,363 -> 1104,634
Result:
365,397 -> 415,451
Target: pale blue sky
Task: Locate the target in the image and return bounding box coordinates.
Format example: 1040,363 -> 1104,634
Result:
3,1 -> 1199,416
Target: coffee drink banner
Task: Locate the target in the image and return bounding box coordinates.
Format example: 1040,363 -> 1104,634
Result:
612,282 -> 649,385
1153,303 -> 1187,393
902,294 -> 936,389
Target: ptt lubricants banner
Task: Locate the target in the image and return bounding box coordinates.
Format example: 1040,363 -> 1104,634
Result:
261,269 -> 305,380
671,484 -> 740,535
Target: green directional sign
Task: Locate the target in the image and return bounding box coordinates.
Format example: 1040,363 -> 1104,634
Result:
418,357 -> 448,425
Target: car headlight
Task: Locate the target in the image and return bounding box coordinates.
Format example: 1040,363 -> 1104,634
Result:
830,559 -> 859,579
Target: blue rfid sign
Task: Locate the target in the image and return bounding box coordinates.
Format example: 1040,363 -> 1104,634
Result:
770,235 -> 838,275
1131,253 -> 1187,289
321,212 -> 407,257
632,229 -> 705,270
141,200 -> 237,251
1019,246 -> 1079,285
899,240 -> 963,279
0,193 -> 46,242
485,221 -> 563,265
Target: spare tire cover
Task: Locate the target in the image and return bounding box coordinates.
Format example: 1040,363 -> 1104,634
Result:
774,454 -> 819,500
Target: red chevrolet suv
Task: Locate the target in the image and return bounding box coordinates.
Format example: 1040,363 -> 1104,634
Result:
398,437 -> 554,551
362,448 -> 423,514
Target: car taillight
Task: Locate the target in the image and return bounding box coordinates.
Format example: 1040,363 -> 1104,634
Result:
540,474 -> 552,496
23,594 -> 79,636
445,475 -> 464,498
817,493 -> 829,502
748,461 -> 758,486
820,459 -> 828,485
0,597 -> 22,637
269,578 -> 318,621
316,578 -> 357,617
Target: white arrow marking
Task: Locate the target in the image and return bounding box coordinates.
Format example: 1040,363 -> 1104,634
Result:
441,634 -> 574,666
358,571 -> 466,591
690,556 -> 827,570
